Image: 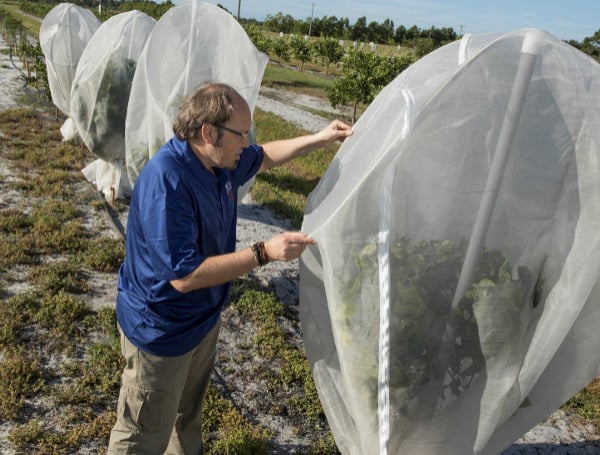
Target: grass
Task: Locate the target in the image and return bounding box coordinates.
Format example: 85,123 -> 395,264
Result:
0,106 -> 132,452
0,346 -> 45,420
225,279 -> 336,447
28,261 -> 90,294
564,378 -> 600,428
79,237 -> 126,272
0,1 -> 42,36
203,387 -> 273,455
262,62 -> 334,97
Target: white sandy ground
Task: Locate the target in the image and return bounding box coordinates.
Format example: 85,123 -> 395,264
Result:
1,33 -> 600,453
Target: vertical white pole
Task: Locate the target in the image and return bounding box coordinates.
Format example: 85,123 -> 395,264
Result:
433,29 -> 546,404
451,30 -> 545,309
378,170 -> 394,455
378,90 -> 413,455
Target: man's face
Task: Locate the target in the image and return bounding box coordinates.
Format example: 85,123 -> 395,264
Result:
212,107 -> 252,170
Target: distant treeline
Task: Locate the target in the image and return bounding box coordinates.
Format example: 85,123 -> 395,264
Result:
253,10 -> 600,60
251,11 -> 457,47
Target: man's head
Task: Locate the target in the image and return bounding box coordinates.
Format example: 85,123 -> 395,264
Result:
174,82 -> 251,171
173,82 -> 249,143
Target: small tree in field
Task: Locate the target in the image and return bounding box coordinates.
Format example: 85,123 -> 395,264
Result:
413,37 -> 436,58
290,34 -> 312,71
272,36 -> 290,65
313,36 -> 344,74
328,47 -> 413,123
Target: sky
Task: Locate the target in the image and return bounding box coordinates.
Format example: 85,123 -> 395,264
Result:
211,0 -> 598,42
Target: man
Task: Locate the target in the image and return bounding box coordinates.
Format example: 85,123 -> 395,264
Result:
108,82 -> 353,454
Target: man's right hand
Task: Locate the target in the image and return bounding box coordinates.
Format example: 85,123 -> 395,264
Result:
264,232 -> 317,262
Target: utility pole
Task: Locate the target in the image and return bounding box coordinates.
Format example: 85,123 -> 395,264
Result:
237,0 -> 241,21
308,2 -> 315,38
459,24 -> 465,36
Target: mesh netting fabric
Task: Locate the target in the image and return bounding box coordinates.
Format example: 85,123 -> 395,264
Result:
39,3 -> 100,116
124,0 -> 268,188
300,29 -> 600,455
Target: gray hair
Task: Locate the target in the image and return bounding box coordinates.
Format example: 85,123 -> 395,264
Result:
172,82 -> 245,141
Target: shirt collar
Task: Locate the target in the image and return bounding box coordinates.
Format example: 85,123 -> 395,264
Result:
169,136 -> 219,183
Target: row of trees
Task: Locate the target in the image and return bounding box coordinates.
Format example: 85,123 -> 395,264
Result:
244,25 -> 415,122
254,10 -> 600,65
20,0 -> 173,21
246,27 -> 353,72
259,11 -> 458,47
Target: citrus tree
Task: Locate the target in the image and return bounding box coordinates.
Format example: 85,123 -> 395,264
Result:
289,34 -> 312,71
328,47 -> 413,122
313,36 -> 344,74
272,35 -> 290,64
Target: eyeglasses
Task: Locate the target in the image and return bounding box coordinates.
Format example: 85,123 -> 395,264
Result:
213,124 -> 249,141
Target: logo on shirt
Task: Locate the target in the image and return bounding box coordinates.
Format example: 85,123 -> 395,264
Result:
225,181 -> 234,201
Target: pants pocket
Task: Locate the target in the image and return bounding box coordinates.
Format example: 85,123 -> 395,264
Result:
117,381 -> 163,435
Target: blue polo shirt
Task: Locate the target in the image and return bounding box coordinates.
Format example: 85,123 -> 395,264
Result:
116,136 -> 263,356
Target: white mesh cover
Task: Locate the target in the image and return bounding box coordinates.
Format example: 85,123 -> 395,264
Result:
70,10 -> 155,163
124,0 -> 268,187
299,29 -> 600,455
39,3 -> 100,116
69,11 -> 155,200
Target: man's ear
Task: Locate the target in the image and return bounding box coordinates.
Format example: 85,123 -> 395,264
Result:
200,123 -> 216,144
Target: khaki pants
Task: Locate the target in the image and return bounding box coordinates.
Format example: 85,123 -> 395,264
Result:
107,320 -> 221,455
